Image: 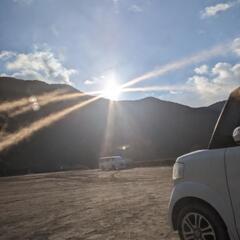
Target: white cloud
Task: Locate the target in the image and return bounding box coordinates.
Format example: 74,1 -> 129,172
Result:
128,4 -> 143,13
0,51 -> 15,60
201,1 -> 238,18
188,62 -> 240,104
232,38 -> 240,56
194,64 -> 209,74
0,49 -> 78,85
159,59 -> 240,106
84,79 -> 95,85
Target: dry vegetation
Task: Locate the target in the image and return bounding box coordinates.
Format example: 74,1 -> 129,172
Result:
0,167 -> 179,240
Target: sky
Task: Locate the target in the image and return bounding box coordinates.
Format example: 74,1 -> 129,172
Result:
0,0 -> 240,107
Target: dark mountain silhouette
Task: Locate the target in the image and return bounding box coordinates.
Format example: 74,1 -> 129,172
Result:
0,77 -> 223,176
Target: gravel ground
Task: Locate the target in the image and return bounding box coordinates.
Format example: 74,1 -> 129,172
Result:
0,167 -> 179,240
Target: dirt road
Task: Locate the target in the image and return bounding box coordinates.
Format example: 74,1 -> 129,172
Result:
0,167 -> 179,240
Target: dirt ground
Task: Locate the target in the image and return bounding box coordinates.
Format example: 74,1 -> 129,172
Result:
0,167 -> 179,240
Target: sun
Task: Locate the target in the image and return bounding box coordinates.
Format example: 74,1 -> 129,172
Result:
102,73 -> 121,100
102,79 -> 121,100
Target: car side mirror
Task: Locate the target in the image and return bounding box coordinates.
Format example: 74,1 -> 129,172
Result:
233,126 -> 240,145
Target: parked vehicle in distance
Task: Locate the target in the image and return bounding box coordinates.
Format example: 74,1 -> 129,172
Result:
99,156 -> 127,171
168,87 -> 240,240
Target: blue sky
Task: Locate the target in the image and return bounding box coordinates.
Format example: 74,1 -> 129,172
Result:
0,0 -> 240,106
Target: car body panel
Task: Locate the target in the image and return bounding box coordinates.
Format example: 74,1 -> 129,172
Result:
168,181 -> 238,240
168,87 -> 240,239
168,148 -> 239,240
225,146 -> 240,237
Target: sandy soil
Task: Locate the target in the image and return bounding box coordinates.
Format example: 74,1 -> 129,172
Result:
0,167 -> 179,240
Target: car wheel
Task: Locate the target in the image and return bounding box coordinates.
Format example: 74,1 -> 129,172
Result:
177,202 -> 229,240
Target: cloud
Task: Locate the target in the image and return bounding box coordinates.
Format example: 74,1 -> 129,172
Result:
0,51 -> 16,60
153,62 -> 239,106
84,79 -> 95,85
194,64 -> 209,74
201,1 -> 239,18
232,38 -> 240,56
83,75 -> 106,85
134,60 -> 240,106
119,37 -> 240,106
0,48 -> 78,85
187,62 -> 240,104
128,4 -> 143,13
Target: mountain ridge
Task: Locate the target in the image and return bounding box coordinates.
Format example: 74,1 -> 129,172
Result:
0,77 -> 224,176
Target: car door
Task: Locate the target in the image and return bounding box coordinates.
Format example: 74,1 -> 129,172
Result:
225,145 -> 240,236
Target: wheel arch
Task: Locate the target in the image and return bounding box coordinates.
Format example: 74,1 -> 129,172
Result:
172,196 -> 228,234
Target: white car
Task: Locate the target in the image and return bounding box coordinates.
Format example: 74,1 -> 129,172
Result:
168,87 -> 240,240
99,156 -> 127,171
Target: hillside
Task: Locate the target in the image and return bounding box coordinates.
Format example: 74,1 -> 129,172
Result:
0,77 -> 223,176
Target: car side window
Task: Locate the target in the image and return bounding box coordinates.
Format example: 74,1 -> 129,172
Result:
210,97 -> 240,149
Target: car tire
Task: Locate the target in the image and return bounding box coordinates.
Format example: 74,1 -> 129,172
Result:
176,202 -> 229,240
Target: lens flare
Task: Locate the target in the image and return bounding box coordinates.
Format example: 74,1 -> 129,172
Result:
0,96 -> 101,152
121,41 -> 232,89
10,92 -> 87,117
0,90 -> 64,114
122,85 -> 192,93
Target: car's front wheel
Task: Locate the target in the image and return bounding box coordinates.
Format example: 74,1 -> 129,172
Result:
177,202 -> 229,240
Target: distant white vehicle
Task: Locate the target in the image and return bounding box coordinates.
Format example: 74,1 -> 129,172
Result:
99,156 -> 127,171
168,87 -> 240,240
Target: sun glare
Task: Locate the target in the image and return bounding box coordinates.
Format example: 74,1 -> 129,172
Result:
102,77 -> 121,100
103,82 -> 120,100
